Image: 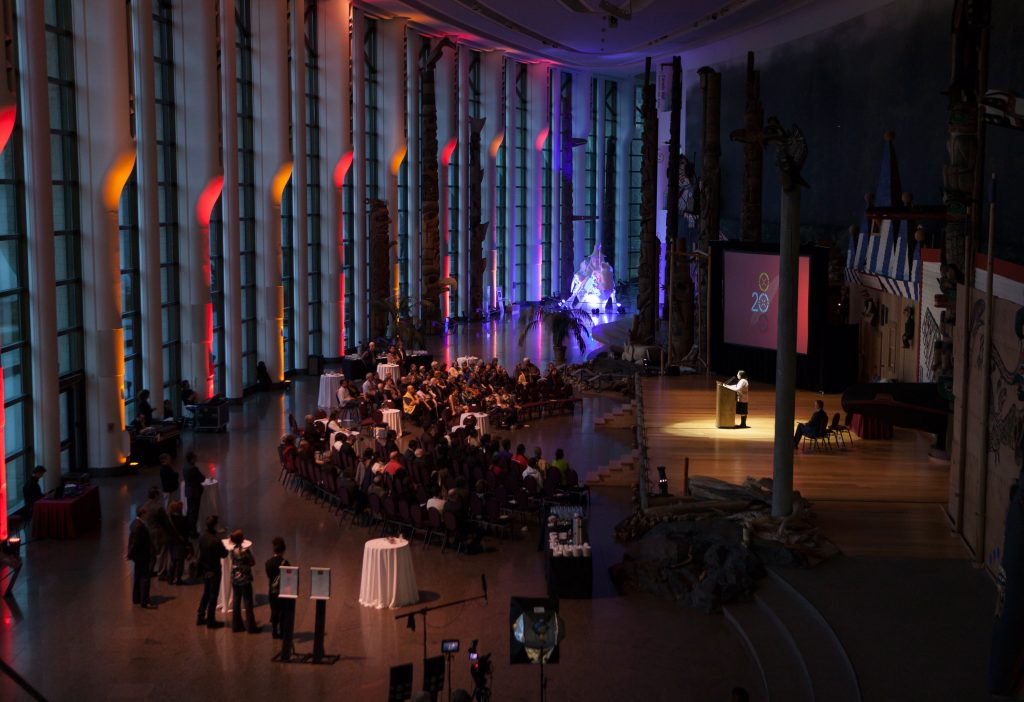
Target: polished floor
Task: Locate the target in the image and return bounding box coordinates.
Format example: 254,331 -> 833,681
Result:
0,315 -> 995,701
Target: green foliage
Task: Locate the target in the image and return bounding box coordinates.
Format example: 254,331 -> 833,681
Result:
518,302 -> 593,355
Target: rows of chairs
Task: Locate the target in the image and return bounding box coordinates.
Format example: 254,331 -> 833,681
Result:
801,412 -> 854,452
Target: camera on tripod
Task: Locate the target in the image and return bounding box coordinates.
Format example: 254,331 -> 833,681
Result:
468,639 -> 492,701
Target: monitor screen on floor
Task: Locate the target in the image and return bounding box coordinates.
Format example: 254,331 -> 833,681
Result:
721,250 -> 810,354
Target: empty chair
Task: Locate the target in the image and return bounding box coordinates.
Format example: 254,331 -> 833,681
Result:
425,507 -> 446,549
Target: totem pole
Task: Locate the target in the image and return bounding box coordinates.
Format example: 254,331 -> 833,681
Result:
632,58 -> 660,344
601,134 -> 617,272
729,52 -> 764,243
665,57 -> 691,363
469,116 -> 488,318
420,38 -> 455,332
367,198 -> 395,341
698,66 -> 721,363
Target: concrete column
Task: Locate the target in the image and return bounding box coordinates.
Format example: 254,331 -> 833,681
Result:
351,8 -> 367,344
503,59 -> 516,303
17,0 -> 61,481
72,0 -> 134,469
616,77 -> 635,278
457,44 -> 470,316
219,0 -> 243,397
772,187 -> 801,517
481,51 -> 503,311
405,27 -> 421,317
290,0 -> 309,371
526,62 -> 549,302
176,0 -> 219,400
319,0 -> 351,357
130,0 -> 165,412
572,72 -> 591,271
253,0 -> 289,381
550,68 -> 561,296
381,19 -> 406,308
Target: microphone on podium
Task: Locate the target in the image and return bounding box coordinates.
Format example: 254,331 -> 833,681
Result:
481,574 -> 488,603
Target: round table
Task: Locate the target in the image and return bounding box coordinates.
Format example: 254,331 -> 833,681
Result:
196,479 -> 221,529
318,372 -> 346,410
377,363 -> 401,384
358,537 -> 419,609
217,538 -> 253,612
381,408 -> 403,436
452,412 -> 490,436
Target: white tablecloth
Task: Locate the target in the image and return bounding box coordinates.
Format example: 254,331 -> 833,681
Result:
451,412 -> 490,436
196,479 -> 221,529
318,372 -> 346,410
217,538 -> 253,612
377,363 -> 401,383
381,408 -> 403,436
456,356 -> 479,369
358,537 -> 419,609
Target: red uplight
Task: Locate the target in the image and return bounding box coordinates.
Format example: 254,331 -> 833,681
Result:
196,176 -> 224,227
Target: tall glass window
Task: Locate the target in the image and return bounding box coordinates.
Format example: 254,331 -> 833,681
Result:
209,201 -> 225,394
281,180 -> 294,372
364,18 -> 379,329
584,77 -> 597,253
541,69 -> 552,298
305,1 -> 322,356
447,48 -> 459,315
397,160 -> 408,301
603,80 -> 618,269
46,0 -> 84,379
237,0 -> 257,386
0,16 -> 32,512
494,60 -> 507,303
513,63 -> 527,302
154,2 -> 181,408
628,81 -> 643,281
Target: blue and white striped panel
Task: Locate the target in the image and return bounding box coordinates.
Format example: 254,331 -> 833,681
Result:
890,221 -> 909,280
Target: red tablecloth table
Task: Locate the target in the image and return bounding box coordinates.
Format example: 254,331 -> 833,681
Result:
850,413 -> 893,440
32,485 -> 102,539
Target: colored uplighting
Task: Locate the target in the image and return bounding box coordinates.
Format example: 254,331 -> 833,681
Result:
270,162 -> 294,205
390,145 -> 407,176
196,176 -> 224,227
205,302 -> 215,398
489,131 -> 504,159
0,105 -> 16,156
333,151 -> 354,188
102,149 -> 137,210
534,126 -> 549,152
441,138 -> 458,167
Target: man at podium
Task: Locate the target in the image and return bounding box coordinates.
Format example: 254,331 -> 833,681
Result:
723,371 -> 749,428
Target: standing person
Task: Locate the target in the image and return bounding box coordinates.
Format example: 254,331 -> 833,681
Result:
158,453 -> 180,506
142,487 -> 171,580
166,501 -> 190,585
138,389 -> 155,426
724,370 -> 750,428
127,507 -> 155,608
265,537 -> 290,639
22,466 -> 47,519
182,451 -> 206,537
196,516 -> 227,628
229,529 -> 260,634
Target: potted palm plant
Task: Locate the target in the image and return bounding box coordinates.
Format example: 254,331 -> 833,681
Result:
518,302 -> 593,363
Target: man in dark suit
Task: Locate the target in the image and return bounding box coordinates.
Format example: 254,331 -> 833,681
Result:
360,341 -> 377,367
182,451 -> 206,537
197,515 -> 228,628
22,465 -> 46,518
127,507 -> 155,608
793,399 -> 830,449
159,453 -> 180,504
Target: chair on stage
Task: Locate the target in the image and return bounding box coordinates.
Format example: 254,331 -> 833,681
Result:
830,412 -> 853,449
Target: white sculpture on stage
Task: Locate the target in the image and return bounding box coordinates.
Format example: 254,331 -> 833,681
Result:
565,243 -> 616,309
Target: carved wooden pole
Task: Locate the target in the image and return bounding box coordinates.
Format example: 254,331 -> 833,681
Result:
740,52 -> 763,242
698,66 -> 721,365
419,38 -> 453,332
601,134 -> 617,273
560,83 -> 575,296
764,118 -> 809,518
469,116 -> 487,318
634,58 -> 660,344
368,198 -> 393,340
666,57 -> 689,364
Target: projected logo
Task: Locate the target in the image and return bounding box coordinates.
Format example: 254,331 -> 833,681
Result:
752,272 -> 771,332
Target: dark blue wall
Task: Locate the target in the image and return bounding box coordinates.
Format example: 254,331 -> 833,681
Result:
684,0 -> 1024,263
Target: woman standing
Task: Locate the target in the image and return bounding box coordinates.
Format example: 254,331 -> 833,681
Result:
229,530 -> 260,633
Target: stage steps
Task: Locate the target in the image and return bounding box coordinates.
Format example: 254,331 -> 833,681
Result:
584,449 -> 639,486
724,569 -> 861,702
592,400 -> 637,431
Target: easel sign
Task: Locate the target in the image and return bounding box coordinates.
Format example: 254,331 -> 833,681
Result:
279,566 -> 299,599
310,567 -> 331,600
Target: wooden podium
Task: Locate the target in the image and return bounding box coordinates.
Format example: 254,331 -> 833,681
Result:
715,381 -> 736,429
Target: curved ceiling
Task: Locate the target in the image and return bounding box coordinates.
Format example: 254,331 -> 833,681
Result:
362,0 -> 899,73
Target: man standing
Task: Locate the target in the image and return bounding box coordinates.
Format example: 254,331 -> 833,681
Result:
793,399 -> 830,449
22,465 -> 47,518
265,537 -> 289,639
182,451 -> 206,537
197,515 -> 227,628
360,341 -> 377,367
158,453 -> 180,505
127,507 -> 155,608
724,370 -> 750,428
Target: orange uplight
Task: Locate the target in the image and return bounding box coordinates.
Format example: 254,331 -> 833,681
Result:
102,149 -> 137,210
441,138 -> 458,167
333,151 -> 354,189
390,145 -> 407,176
489,132 -> 504,159
271,162 -> 294,205
196,176 -> 225,226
